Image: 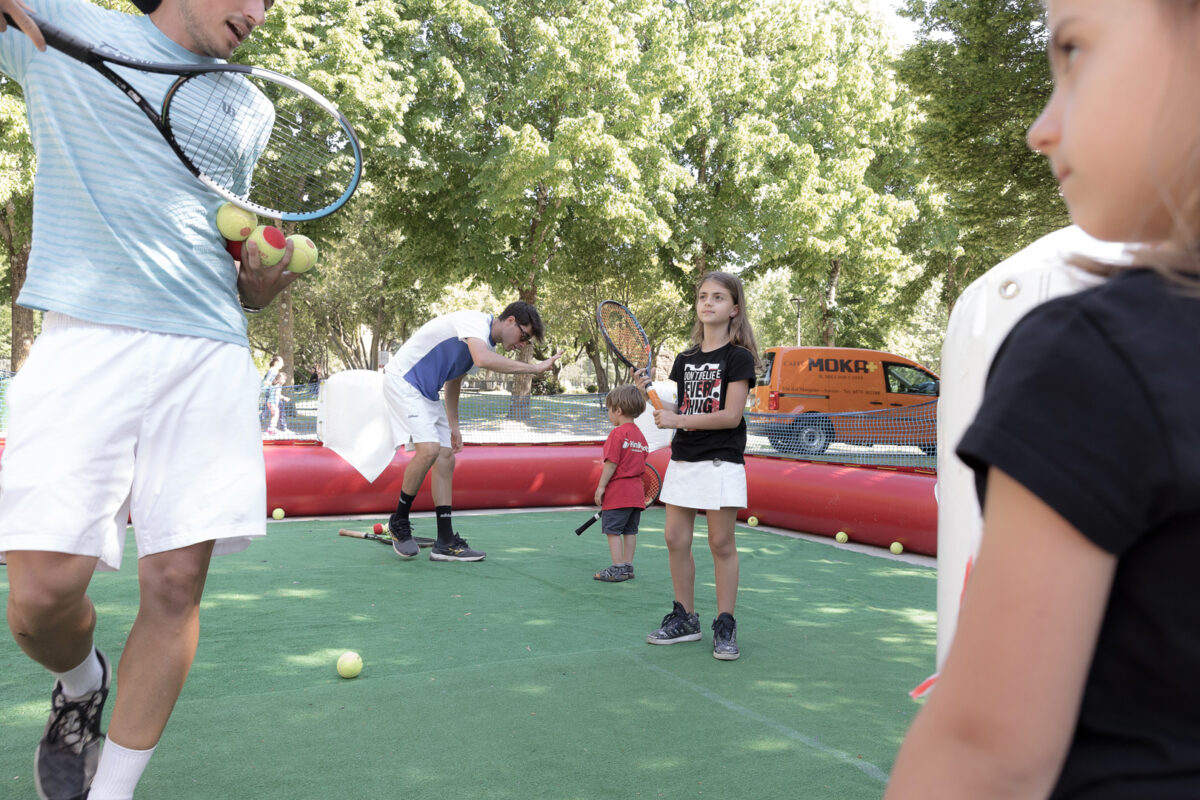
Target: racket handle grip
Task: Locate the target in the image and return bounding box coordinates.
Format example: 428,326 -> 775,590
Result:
575,512 -> 601,535
338,528 -> 367,539
646,387 -> 664,411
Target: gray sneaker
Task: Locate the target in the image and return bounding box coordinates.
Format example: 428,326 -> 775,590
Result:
430,533 -> 486,562
712,613 -> 740,661
388,518 -> 419,559
35,649 -> 110,800
646,601 -> 702,645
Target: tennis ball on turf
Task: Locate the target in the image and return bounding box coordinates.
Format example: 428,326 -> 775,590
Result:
272,508 -> 285,520
215,203 -> 257,241
337,651 -> 363,679
747,515 -> 758,527
373,523 -> 385,535
285,234 -> 318,274
890,541 -> 904,555
835,531 -> 849,544
247,225 -> 287,267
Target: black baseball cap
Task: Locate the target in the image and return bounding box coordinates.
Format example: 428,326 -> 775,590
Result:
132,0 -> 160,12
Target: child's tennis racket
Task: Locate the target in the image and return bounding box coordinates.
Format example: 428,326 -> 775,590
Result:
596,300 -> 664,410
4,10 -> 363,221
575,463 -> 662,536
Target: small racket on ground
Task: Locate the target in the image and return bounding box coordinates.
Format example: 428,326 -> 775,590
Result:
575,463 -> 662,536
596,300 -> 663,410
4,10 -> 363,221
338,528 -> 435,548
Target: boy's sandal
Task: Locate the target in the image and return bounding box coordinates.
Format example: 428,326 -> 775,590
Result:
593,564 -> 629,582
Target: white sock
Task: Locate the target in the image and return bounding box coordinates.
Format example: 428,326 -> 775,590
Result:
88,740 -> 155,800
53,647 -> 103,699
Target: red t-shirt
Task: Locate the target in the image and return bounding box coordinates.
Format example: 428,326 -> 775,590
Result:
602,422 -> 650,509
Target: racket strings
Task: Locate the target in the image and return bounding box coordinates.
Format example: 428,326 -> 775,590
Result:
642,468 -> 661,504
599,305 -> 651,368
165,72 -> 357,216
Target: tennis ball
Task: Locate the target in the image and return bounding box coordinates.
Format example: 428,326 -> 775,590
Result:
835,531 -> 849,544
224,238 -> 242,261
373,523 -> 385,535
890,541 -> 904,555
337,651 -> 363,679
747,515 -> 758,527
247,225 -> 287,267
285,234 -> 318,274
215,202 -> 257,241
272,508 -> 285,520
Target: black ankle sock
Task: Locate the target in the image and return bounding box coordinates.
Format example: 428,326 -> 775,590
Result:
435,505 -> 453,543
390,491 -> 417,529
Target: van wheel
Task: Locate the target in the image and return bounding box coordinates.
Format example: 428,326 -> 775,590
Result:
780,415 -> 831,456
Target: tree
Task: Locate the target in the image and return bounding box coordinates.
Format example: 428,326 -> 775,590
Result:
897,0 -> 1069,309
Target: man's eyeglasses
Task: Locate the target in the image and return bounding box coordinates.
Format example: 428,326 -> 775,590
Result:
519,327 -> 533,343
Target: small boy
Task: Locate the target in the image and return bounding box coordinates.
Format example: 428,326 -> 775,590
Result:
593,384 -> 651,582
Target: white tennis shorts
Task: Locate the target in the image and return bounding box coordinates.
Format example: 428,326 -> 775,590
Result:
0,314 -> 266,570
383,372 -> 450,449
660,459 -> 747,510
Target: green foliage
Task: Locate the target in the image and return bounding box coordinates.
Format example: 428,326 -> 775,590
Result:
897,0 -> 1070,307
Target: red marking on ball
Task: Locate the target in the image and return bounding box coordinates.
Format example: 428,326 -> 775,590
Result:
260,226 -> 287,249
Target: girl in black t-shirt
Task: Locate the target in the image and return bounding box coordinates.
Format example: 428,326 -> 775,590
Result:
638,271 -> 758,661
887,2 -> 1200,798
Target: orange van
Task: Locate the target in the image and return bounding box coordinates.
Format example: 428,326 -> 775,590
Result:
748,346 -> 939,456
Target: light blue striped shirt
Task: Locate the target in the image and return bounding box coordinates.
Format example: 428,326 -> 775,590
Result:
0,0 -> 255,345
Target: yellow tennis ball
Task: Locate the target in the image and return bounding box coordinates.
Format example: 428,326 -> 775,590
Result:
890,541 -> 904,555
286,234 -> 318,274
835,531 -> 849,544
215,203 -> 258,241
247,225 -> 287,267
337,651 -> 363,679
272,508 -> 285,520
746,515 -> 758,527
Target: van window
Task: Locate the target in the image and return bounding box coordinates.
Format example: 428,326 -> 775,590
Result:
884,363 -> 939,396
760,351 -> 775,384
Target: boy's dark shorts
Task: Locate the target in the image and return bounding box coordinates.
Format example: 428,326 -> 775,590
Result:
601,508 -> 641,536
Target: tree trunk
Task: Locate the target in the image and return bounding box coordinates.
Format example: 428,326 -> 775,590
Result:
10,246 -> 33,370
507,284 -> 537,420
278,285 -> 295,381
585,338 -> 608,393
821,258 -> 842,347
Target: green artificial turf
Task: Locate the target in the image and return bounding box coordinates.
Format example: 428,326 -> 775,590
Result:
1,510 -> 936,799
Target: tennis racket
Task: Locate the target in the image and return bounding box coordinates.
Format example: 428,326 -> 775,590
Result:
575,463 -> 662,536
596,300 -> 663,410
4,10 -> 362,221
338,527 -> 435,548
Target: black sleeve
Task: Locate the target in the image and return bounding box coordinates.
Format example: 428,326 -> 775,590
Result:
957,300 -> 1170,555
724,346 -> 757,390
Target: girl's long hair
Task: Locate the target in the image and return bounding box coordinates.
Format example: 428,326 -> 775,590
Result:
684,271 -> 760,369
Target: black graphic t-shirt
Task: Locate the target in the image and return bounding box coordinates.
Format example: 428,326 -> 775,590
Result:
668,342 -> 757,464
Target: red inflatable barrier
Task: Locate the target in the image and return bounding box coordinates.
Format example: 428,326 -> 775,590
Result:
266,442 -> 938,556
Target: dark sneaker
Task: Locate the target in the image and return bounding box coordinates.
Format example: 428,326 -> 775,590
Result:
712,613 -> 740,661
619,563 -> 634,580
35,649 -> 110,800
389,518 -> 419,559
593,564 -> 629,582
646,601 -> 701,645
430,533 -> 486,562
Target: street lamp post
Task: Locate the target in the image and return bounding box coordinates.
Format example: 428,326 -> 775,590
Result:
789,296 -> 804,346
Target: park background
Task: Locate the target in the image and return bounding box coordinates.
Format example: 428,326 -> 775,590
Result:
0,0 -> 1062,389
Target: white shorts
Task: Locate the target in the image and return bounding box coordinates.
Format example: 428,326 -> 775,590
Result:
383,372 -> 450,449
660,459 -> 747,510
0,314 -> 266,571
